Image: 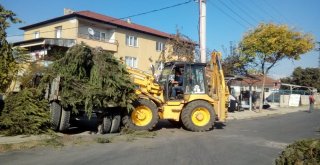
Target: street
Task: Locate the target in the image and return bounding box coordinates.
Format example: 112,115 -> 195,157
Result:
0,110 -> 319,165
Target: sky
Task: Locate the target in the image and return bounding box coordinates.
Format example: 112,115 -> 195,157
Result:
1,0 -> 319,79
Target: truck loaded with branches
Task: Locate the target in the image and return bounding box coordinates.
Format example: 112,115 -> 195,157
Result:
43,44 -> 136,133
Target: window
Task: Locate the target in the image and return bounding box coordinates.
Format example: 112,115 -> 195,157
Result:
34,31 -> 40,39
185,65 -> 205,94
93,29 -> 100,40
156,41 -> 164,52
126,35 -> 138,47
55,26 -> 62,38
125,56 -> 137,68
100,32 -> 106,42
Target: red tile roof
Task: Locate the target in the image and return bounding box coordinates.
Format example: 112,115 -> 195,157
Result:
76,11 -> 172,38
20,10 -> 172,39
232,75 -> 280,86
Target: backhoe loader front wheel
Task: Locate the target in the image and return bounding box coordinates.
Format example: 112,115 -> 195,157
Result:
123,99 -> 158,131
181,100 -> 215,132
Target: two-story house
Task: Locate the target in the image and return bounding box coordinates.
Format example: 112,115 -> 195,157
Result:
14,9 -> 172,72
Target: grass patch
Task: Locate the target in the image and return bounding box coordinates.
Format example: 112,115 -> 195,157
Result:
42,136 -> 64,148
95,137 -> 112,144
0,141 -> 42,153
120,127 -> 157,142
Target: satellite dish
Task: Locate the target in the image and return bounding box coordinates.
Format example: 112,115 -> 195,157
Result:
88,27 -> 95,36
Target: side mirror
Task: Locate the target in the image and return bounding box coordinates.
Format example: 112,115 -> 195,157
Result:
150,64 -> 155,76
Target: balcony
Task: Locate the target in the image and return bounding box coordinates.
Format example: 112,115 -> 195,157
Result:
77,33 -> 118,52
14,38 -> 76,48
44,38 -> 76,47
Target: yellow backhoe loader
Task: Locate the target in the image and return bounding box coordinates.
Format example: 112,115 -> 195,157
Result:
122,51 -> 229,132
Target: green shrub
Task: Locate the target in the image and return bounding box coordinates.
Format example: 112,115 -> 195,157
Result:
275,139 -> 320,165
0,88 -> 50,135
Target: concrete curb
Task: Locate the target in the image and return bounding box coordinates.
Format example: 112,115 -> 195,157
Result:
227,106 -> 310,120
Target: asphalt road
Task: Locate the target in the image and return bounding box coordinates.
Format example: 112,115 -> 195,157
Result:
1,110 -> 319,165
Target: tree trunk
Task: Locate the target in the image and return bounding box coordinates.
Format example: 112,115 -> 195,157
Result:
259,74 -> 266,112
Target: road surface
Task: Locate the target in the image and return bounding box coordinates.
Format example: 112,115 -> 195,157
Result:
0,110 -> 319,165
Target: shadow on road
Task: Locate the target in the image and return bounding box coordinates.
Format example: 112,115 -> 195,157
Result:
64,116 -> 99,135
63,117 -> 226,135
153,120 -> 183,131
214,122 -> 226,129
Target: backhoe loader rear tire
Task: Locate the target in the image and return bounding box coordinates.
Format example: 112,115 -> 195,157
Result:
50,102 -> 61,131
181,100 -> 215,132
122,99 -> 158,131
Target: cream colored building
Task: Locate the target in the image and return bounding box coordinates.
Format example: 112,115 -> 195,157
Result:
14,10 -> 172,72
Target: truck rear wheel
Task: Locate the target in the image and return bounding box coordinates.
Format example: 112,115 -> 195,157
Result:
122,99 -> 158,131
110,110 -> 121,133
181,100 -> 215,132
50,102 -> 61,131
58,108 -> 70,132
98,114 -> 112,134
49,101 -> 71,132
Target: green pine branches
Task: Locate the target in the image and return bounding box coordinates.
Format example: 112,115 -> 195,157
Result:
276,139 -> 320,165
0,88 -> 50,135
0,5 -> 22,93
44,44 -> 136,117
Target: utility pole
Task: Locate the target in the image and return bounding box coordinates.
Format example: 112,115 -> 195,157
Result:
317,42 -> 320,68
229,41 -> 233,56
199,0 -> 206,63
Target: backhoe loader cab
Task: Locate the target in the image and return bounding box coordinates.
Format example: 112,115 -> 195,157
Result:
158,62 -> 208,101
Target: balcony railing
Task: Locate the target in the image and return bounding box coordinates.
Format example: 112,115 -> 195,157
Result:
77,33 -> 118,45
77,33 -> 118,52
44,38 -> 76,47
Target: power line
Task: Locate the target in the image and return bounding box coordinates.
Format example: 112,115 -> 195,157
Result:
261,0 -> 291,24
115,0 -> 192,21
7,0 -> 193,38
316,42 -> 320,68
235,0 -> 267,22
248,0 -> 279,23
207,0 -> 248,29
216,0 -> 255,27
227,0 -> 260,25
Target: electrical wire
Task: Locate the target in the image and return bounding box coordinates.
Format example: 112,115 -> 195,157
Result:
207,0 -> 248,29
234,0 -> 268,22
216,0 -> 254,27
113,0 -> 192,22
7,0 -> 193,38
227,0 -> 260,25
261,0 -> 291,23
248,0 -> 279,23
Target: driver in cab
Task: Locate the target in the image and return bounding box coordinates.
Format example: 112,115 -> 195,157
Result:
170,69 -> 183,99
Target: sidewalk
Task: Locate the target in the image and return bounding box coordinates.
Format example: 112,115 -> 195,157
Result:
227,106 -> 311,120
0,135 -> 51,145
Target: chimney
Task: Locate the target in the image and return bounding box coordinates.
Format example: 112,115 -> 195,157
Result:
126,18 -> 132,24
64,8 -> 75,15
